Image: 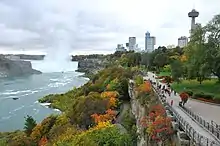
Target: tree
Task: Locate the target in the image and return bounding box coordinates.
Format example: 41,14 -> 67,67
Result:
141,105 -> 173,145
24,115 -> 37,136
154,53 -> 168,70
205,14 -> 220,82
170,59 -> 183,83
185,24 -> 211,84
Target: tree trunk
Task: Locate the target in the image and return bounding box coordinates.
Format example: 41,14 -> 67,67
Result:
199,79 -> 202,84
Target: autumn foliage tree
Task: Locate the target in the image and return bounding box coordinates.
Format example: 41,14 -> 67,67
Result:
91,109 -> 116,124
101,91 -> 119,109
136,81 -> 151,93
38,136 -> 48,146
141,105 -> 173,144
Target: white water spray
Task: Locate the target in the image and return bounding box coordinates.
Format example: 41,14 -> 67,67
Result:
32,30 -> 77,73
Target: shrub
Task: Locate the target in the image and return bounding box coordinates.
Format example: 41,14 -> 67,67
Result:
213,98 -> 220,104
30,115 -> 57,142
134,75 -> 144,86
185,90 -> 193,96
179,92 -> 189,104
67,95 -> 109,129
193,92 -> 214,100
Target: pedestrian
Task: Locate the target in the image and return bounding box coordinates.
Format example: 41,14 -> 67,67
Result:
171,100 -> 173,106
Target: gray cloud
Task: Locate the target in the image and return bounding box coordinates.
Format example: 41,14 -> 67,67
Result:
0,0 -> 220,54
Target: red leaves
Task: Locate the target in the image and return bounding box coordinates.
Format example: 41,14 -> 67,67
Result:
141,105 -> 173,142
179,92 -> 189,103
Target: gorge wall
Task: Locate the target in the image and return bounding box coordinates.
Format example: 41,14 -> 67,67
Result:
0,56 -> 41,78
77,58 -> 108,76
128,80 -> 160,146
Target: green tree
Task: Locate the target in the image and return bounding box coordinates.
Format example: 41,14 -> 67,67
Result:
185,24 -> 211,83
154,53 -> 168,70
170,59 -> 183,83
24,115 -> 37,136
205,14 -> 220,82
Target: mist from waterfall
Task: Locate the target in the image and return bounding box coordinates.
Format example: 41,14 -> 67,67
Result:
32,29 -> 77,73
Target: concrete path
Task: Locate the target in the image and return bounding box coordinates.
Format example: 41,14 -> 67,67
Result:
186,99 -> 220,124
144,72 -> 218,143
144,72 -> 220,124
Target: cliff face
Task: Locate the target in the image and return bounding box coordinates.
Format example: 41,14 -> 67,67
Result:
77,59 -> 106,75
129,82 -> 149,146
128,81 -> 164,146
0,56 -> 41,78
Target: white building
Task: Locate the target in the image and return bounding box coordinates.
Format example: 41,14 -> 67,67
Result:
178,36 -> 188,48
145,32 -> 156,52
116,44 -> 126,52
128,37 -> 136,51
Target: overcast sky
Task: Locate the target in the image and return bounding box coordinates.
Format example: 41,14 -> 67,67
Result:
0,0 -> 219,55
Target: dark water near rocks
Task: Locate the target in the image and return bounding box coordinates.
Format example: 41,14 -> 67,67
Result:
0,61 -> 88,132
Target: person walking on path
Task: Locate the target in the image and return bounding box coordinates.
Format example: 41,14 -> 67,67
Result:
171,100 -> 173,106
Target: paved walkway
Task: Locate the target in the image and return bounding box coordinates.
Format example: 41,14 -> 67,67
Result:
144,72 -> 220,124
144,72 -> 218,143
186,99 -> 220,124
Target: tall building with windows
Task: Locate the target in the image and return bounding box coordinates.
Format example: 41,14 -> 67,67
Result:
145,32 -> 156,52
178,36 -> 188,48
128,37 -> 136,51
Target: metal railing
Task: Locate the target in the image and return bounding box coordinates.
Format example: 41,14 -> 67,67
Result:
151,84 -> 219,146
180,105 -> 220,142
166,103 -> 218,146
128,80 -> 219,146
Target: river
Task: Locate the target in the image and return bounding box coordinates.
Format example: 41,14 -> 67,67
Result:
0,61 -> 88,132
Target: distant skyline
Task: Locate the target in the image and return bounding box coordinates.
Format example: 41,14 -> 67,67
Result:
0,0 -> 220,54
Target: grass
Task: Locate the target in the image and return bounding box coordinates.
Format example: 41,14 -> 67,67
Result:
171,79 -> 220,99
157,72 -> 171,77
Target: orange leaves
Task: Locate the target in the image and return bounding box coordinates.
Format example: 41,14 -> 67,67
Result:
38,136 -> 48,146
91,109 -> 116,124
141,105 -> 173,142
101,91 -> 119,109
137,81 -> 152,93
101,91 -> 119,99
108,97 -> 117,108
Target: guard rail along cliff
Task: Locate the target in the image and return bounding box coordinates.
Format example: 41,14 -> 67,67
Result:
152,81 -> 220,146
128,78 -> 220,146
180,104 -> 220,143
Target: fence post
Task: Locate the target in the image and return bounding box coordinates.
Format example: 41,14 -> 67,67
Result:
199,135 -> 203,145
208,122 -> 210,131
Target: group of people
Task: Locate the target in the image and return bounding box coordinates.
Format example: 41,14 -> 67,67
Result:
149,76 -> 176,107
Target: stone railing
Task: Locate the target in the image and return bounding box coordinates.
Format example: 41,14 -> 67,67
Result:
152,86 -> 219,146
180,106 -> 220,143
